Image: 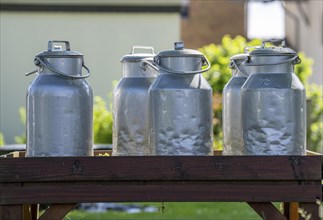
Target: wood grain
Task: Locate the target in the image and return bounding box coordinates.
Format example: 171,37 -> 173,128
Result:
1,183 -> 321,204
0,156 -> 321,182
38,203 -> 76,220
0,205 -> 23,220
248,202 -> 287,220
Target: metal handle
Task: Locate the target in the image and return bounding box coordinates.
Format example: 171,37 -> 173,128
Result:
229,60 -> 249,77
140,59 -> 159,72
262,39 -> 286,48
25,69 -> 38,76
243,55 -> 301,66
131,46 -> 155,55
154,56 -> 211,75
48,40 -> 71,51
26,57 -> 91,79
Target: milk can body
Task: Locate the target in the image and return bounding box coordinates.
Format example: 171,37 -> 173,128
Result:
149,42 -> 213,155
26,41 -> 93,157
113,46 -> 157,156
222,54 -> 249,155
241,40 -> 306,155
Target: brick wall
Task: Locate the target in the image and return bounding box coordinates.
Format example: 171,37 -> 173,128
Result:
181,0 -> 246,49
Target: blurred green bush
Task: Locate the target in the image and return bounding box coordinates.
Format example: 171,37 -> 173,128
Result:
14,107 -> 26,144
93,96 -> 113,144
0,132 -> 5,146
200,35 -> 322,153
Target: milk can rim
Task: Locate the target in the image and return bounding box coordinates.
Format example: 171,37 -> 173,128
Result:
36,50 -> 83,58
249,47 -> 297,56
157,48 -> 204,58
120,53 -> 155,63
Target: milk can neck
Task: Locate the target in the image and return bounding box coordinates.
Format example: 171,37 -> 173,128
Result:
122,61 -> 157,77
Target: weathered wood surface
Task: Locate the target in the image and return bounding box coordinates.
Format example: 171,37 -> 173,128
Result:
38,203 -> 76,220
0,156 -> 321,182
248,202 -> 287,220
1,183 -> 321,204
0,156 -> 321,205
0,205 -> 23,220
0,155 -> 321,220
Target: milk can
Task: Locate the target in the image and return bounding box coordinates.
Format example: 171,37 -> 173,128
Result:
112,46 -> 157,156
148,42 -> 213,155
241,40 -> 306,155
26,40 -> 93,156
222,54 -> 249,155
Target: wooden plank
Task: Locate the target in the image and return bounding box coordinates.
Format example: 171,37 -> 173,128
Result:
22,204 -> 39,220
248,202 -> 287,220
38,203 -> 76,220
290,202 -> 300,220
299,202 -> 320,220
283,202 -> 300,220
30,204 -> 39,220
0,205 -> 23,220
23,204 -> 31,220
284,202 -> 290,219
0,183 -> 321,204
0,156 -> 321,182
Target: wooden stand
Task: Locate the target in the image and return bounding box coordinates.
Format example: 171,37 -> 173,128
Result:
0,152 -> 321,220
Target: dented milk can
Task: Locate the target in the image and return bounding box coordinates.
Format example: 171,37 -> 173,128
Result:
148,42 -> 213,155
241,40 -> 306,155
26,40 -> 93,156
222,53 -> 250,155
112,46 -> 157,156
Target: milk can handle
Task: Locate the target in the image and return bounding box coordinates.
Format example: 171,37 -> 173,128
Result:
229,60 -> 249,77
25,57 -> 91,79
48,40 -> 70,51
131,46 -> 155,55
154,56 -> 211,75
140,59 -> 159,72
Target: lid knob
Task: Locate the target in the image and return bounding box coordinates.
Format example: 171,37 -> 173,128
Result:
174,41 -> 184,50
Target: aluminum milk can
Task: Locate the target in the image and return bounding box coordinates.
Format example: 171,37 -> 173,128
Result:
241,40 -> 306,155
148,42 -> 213,155
222,54 -> 249,155
26,40 -> 93,157
112,46 -> 157,156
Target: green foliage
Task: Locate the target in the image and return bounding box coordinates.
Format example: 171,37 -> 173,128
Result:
199,35 -> 262,93
0,132 -> 5,146
306,84 -> 323,153
93,96 -> 113,144
200,35 -> 323,152
294,52 -> 313,83
14,107 -> 26,144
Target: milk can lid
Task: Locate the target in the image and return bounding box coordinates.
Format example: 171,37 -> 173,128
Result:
157,42 -> 204,58
249,40 -> 297,57
36,41 -> 83,58
120,46 -> 155,63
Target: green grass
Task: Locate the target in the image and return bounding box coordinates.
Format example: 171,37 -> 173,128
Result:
63,202 -> 270,220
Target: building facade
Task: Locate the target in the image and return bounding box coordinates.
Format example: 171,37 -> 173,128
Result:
0,0 -> 181,143
285,0 -> 323,85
